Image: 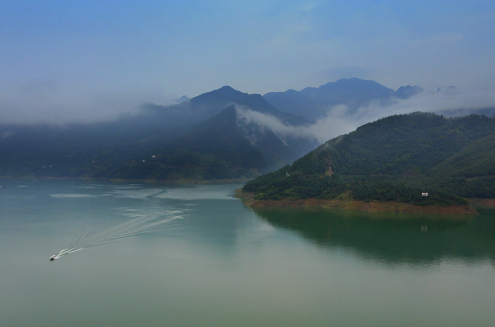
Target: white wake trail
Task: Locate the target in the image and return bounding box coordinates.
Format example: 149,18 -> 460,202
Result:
52,207 -> 185,260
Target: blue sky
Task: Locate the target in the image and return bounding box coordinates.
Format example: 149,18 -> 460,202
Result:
1,0 -> 495,122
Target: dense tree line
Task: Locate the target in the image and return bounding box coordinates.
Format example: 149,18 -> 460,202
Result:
244,169 -> 466,205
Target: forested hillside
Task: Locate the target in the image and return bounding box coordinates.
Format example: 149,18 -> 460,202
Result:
243,113 -> 495,203
97,106 -> 275,180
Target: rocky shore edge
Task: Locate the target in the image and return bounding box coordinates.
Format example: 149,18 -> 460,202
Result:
235,189 -> 480,215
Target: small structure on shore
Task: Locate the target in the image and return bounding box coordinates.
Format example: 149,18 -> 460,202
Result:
422,192 -> 429,197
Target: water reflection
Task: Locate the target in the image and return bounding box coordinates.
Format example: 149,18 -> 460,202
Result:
253,207 -> 495,267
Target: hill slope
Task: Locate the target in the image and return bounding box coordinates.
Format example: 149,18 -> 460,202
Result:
97,105 -> 315,181
243,113 -> 495,204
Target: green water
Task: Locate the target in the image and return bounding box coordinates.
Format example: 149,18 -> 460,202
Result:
1,179 -> 494,327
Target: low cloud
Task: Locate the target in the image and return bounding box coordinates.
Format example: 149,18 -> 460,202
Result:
311,86 -> 495,142
235,106 -> 316,144
0,80 -> 175,124
236,84 -> 495,144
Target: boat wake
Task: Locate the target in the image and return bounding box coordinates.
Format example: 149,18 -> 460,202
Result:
51,206 -> 185,261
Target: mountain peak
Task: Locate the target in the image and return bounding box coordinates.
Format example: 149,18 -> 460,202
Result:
190,85 -> 244,104
335,77 -> 368,83
177,95 -> 190,103
394,85 -> 423,99
263,78 -> 395,121
219,85 -> 236,91
329,77 -> 390,88
211,85 -> 242,96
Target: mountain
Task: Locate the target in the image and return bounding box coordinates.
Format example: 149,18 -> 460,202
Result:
95,105 -> 316,181
100,106 -> 269,180
243,112 -> 495,204
147,85 -> 308,127
263,78 -> 423,121
174,95 -> 190,103
0,86 -> 317,180
394,85 -> 423,99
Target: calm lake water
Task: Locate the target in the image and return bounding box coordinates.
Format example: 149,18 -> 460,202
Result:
1,179 -> 494,327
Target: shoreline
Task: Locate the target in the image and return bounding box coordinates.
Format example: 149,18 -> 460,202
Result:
235,190 -> 480,215
0,176 -> 491,215
467,198 -> 495,208
0,175 -> 249,185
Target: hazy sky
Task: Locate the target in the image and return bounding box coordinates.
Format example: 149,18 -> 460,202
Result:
1,0 -> 495,122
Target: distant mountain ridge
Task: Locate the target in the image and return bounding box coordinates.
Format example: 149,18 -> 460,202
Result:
147,85 -> 308,127
263,78 -> 423,121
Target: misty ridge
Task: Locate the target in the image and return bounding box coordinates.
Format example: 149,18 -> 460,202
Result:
1,77 -> 494,181
220,78 -> 495,143
2,77 -> 495,141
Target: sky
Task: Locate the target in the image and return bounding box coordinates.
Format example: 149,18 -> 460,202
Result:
1,0 -> 495,123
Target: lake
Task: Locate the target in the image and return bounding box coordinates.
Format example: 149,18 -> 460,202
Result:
1,179 -> 494,327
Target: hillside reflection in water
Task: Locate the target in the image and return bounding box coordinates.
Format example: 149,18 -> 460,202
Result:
253,207 -> 495,268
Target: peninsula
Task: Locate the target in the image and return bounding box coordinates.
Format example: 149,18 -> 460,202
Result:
238,113 -> 495,215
